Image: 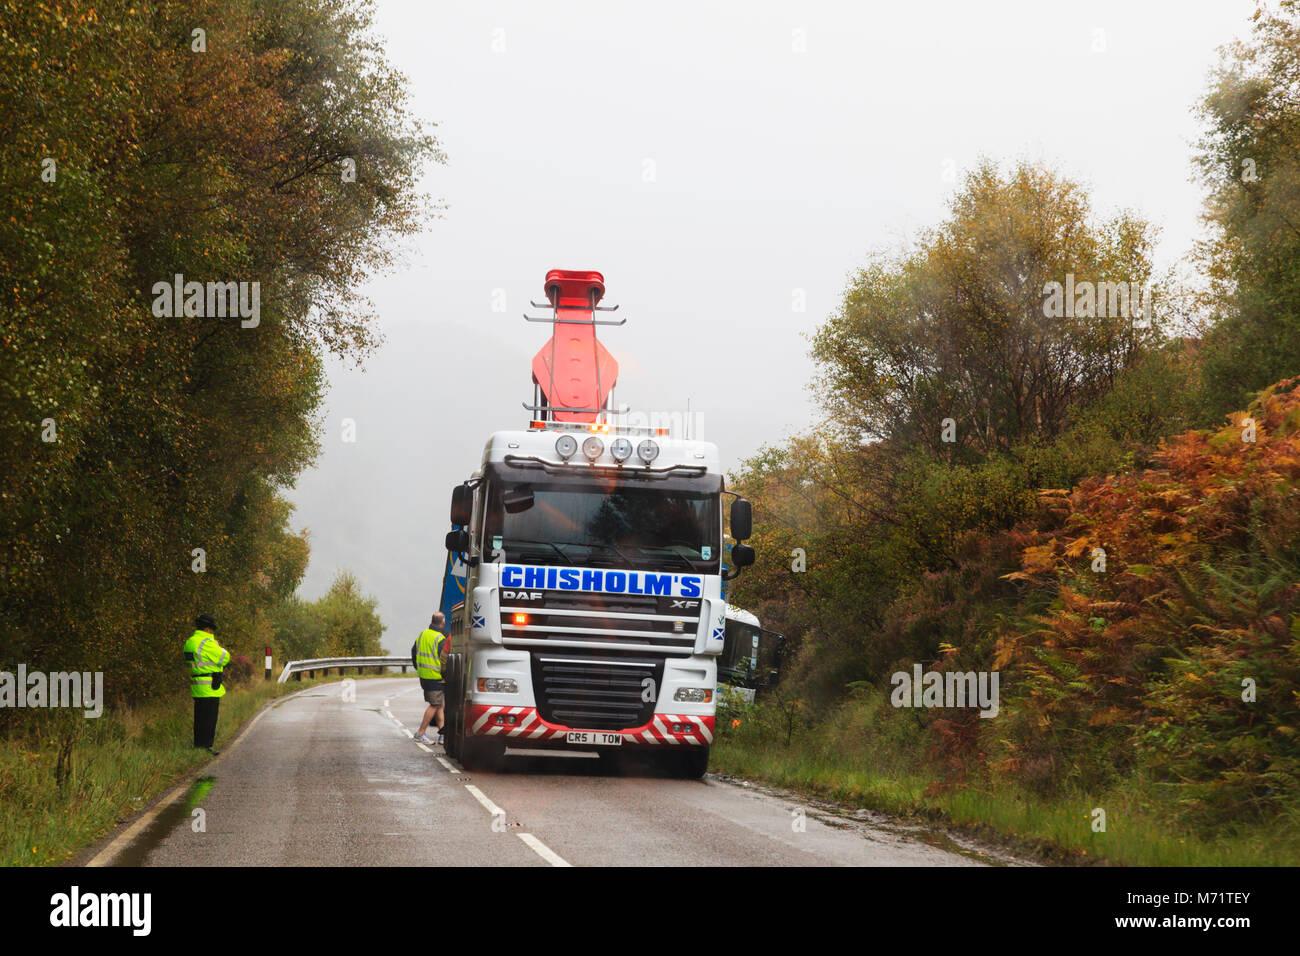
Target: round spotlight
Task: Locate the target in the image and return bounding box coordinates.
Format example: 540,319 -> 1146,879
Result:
637,439 -> 660,464
582,436 -> 605,460
554,434 -> 578,460
610,437 -> 633,462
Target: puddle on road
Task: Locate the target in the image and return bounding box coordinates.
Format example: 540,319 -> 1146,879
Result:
110,775 -> 217,867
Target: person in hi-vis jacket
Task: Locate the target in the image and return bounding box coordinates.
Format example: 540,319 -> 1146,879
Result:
184,613 -> 230,755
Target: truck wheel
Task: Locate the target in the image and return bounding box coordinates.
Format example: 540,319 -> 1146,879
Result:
674,746 -> 710,779
460,734 -> 506,772
444,655 -> 463,761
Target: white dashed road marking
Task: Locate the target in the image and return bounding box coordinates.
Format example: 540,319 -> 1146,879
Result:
388,686 -> 571,866
517,832 -> 571,867
464,784 -> 504,817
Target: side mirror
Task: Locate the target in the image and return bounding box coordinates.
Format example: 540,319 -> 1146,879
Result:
503,487 -> 535,514
730,498 -> 752,541
731,543 -> 755,568
450,485 -> 472,526
445,529 -> 469,553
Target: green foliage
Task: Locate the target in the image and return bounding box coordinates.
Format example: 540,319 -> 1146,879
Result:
269,569 -> 385,660
812,159 -> 1164,459
310,570 -> 386,658
1195,0 -> 1300,413
733,136 -> 1296,837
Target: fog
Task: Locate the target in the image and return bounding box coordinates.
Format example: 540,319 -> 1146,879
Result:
287,0 -> 1255,649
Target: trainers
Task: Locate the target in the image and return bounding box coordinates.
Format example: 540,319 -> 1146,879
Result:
413,733 -> 431,744
437,734 -> 445,746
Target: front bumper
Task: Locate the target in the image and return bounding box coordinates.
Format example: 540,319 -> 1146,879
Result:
467,704 -> 714,747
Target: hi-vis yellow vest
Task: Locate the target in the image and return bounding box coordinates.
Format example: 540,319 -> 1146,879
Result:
184,629 -> 231,698
415,629 -> 445,681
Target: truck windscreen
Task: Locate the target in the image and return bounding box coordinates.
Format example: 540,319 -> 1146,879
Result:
483,481 -> 720,573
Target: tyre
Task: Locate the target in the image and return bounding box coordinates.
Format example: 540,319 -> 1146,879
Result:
460,734 -> 506,772
674,746 -> 710,779
444,655 -> 464,761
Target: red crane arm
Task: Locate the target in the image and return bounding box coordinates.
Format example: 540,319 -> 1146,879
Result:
531,269 -> 620,424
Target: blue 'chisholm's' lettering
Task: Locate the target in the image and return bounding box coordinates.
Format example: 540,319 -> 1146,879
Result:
500,564 -> 705,597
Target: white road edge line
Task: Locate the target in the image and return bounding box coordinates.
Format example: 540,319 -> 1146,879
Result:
86,683 -> 314,867
462,781 -> 570,866
416,742 -> 433,753
436,757 -> 457,772
517,832 -> 571,867
463,784 -> 504,817
86,781 -> 189,868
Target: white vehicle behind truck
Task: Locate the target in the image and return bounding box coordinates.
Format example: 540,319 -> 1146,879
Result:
439,269 -> 756,778
717,606 -> 785,704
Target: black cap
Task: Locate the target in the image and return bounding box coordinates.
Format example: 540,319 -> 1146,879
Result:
195,613 -> 216,630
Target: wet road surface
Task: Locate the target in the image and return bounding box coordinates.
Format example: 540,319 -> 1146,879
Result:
107,678 -> 995,867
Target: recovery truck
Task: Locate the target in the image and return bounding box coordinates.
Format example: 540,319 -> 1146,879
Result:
439,269 -> 755,778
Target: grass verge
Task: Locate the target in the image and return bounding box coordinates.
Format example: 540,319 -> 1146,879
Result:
711,697 -> 1300,866
0,671 -> 405,866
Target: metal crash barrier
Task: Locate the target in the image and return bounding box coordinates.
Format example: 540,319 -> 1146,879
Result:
277,656 -> 413,684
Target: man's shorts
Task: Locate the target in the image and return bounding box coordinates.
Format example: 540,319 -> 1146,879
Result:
421,679 -> 445,706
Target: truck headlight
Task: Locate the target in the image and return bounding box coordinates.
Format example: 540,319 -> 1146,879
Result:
555,434 -> 578,460
673,687 -> 712,703
637,439 -> 659,464
582,436 -> 604,460
477,678 -> 518,694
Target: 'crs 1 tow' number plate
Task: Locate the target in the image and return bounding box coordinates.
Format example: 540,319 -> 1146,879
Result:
566,731 -> 623,746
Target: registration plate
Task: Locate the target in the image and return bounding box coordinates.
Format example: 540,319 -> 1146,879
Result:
565,731 -> 623,747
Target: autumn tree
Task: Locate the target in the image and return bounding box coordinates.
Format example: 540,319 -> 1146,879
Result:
811,160 -> 1163,461
1196,0 -> 1300,413
0,0 -> 436,706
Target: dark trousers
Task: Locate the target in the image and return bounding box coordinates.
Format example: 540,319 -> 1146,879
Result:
193,697 -> 220,748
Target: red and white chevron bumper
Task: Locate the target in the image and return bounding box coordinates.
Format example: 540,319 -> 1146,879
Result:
467,704 -> 714,746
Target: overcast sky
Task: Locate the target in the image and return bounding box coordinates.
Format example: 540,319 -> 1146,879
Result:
287,0 -> 1257,650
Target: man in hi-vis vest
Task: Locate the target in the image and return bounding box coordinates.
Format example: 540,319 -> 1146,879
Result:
184,613 -> 231,755
413,612 -> 447,745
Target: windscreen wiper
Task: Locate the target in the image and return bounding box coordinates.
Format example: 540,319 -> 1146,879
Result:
501,537 -> 574,565
587,541 -> 638,568
632,544 -> 700,572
